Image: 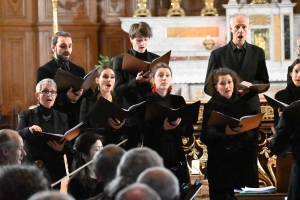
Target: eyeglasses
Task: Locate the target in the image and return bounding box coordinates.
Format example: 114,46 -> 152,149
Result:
40,90 -> 57,96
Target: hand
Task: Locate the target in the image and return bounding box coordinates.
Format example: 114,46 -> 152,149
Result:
277,107 -> 282,117
225,125 -> 242,136
136,71 -> 150,83
67,87 -> 83,102
108,118 -> 126,130
163,117 -> 181,131
47,139 -> 66,152
29,125 -> 42,133
241,81 -> 252,87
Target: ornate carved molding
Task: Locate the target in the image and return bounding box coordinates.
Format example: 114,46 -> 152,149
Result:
249,15 -> 271,25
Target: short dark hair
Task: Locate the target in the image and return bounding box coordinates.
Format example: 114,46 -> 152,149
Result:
52,31 -> 72,46
0,165 -> 49,200
206,68 -> 241,96
129,22 -> 152,39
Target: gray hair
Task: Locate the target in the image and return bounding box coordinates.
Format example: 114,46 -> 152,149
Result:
137,167 -> 180,200
229,13 -> 249,26
93,144 -> 126,184
115,183 -> 161,200
28,190 -> 75,200
36,78 -> 57,93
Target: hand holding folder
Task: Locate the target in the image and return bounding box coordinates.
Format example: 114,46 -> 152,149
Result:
53,67 -> 99,93
85,97 -> 147,129
207,111 -> 264,132
32,122 -> 85,144
122,50 -> 171,72
239,83 -> 270,93
145,101 -> 201,125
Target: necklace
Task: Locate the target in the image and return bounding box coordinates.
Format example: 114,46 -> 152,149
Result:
42,114 -> 52,121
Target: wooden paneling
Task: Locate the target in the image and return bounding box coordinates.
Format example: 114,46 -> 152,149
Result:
99,25 -> 130,58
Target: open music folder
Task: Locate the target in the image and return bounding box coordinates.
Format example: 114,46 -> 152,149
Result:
53,67 -> 99,93
207,111 -> 264,132
239,83 -> 270,93
264,94 -> 300,111
85,97 -> 147,129
145,100 -> 201,125
122,50 -> 171,72
32,122 -> 85,144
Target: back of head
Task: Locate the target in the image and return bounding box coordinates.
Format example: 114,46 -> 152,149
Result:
117,147 -> 164,183
0,165 -> 49,200
115,183 -> 161,200
137,167 -> 180,200
93,144 -> 126,183
28,191 -> 75,200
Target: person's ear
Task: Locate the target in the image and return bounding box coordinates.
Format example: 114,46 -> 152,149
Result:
1,146 -> 9,156
290,71 -> 293,77
95,77 -> 99,85
94,169 -> 102,181
35,92 -> 40,101
51,44 -> 56,53
129,37 -> 133,44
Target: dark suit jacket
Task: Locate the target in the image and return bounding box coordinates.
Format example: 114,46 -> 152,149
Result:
204,41 -> 270,113
36,58 -> 86,128
270,104 -> 300,200
113,50 -> 159,107
16,107 -> 69,185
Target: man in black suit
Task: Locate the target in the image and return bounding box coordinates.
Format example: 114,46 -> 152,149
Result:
37,31 -> 85,128
270,103 -> 300,200
204,13 -> 269,114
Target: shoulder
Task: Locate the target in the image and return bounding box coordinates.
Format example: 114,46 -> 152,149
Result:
53,109 -> 68,120
170,94 -> 186,105
275,89 -> 286,99
247,42 -> 264,53
38,59 -> 58,72
114,53 -> 124,60
69,62 -> 85,71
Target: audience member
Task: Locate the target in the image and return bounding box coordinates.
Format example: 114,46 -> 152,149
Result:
274,59 -> 300,125
137,166 -> 180,200
90,144 -> 126,198
201,68 -> 259,200
115,183 -> 161,200
105,147 -> 164,199
16,78 -> 69,189
67,132 -> 104,200
204,13 -> 269,114
270,103 -> 300,200
0,165 -> 49,200
142,63 -> 193,176
0,129 -> 26,165
28,191 -> 75,200
113,22 -> 159,149
80,66 -> 127,145
37,31 -> 85,129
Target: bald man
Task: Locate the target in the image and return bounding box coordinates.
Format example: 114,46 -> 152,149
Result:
0,129 -> 26,165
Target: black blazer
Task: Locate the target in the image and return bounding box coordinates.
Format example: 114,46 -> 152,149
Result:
16,107 -> 69,185
36,58 -> 86,128
270,104 -> 300,200
113,50 -> 159,107
204,41 -> 270,113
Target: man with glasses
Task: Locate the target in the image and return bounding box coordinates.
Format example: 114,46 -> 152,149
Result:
37,31 -> 85,128
0,129 -> 26,165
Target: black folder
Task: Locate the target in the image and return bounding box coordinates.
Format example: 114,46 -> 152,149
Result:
32,122 -> 84,144
145,100 -> 201,125
207,111 -> 264,132
53,67 -> 99,92
122,50 -> 171,72
85,97 -> 147,129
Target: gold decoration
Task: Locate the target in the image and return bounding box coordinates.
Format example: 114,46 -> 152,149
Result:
201,0 -> 218,16
251,0 -> 269,4
133,0 -> 151,17
167,0 -> 185,17
51,0 -> 58,35
250,15 -> 271,25
203,35 -> 215,50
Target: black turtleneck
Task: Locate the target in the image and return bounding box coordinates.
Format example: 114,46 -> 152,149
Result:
38,104 -> 55,133
129,47 -> 148,61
